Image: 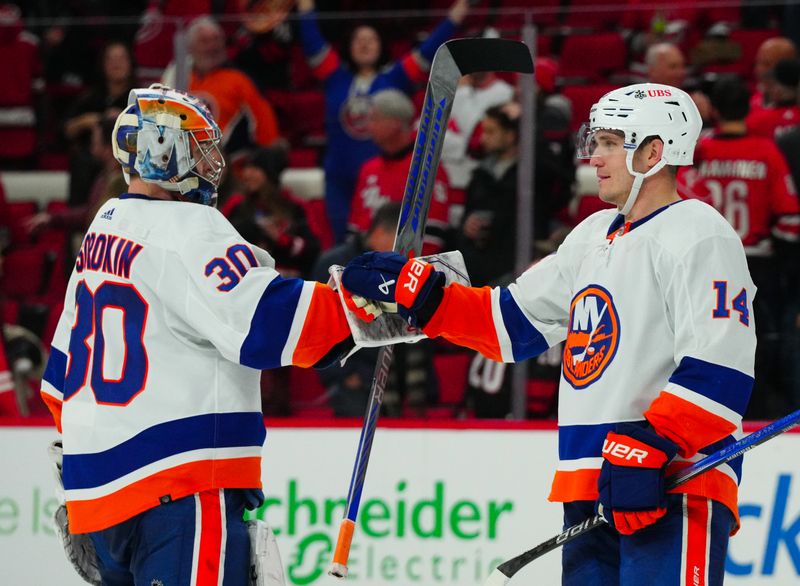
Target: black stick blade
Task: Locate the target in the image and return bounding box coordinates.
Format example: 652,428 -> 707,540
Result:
445,38 -> 534,76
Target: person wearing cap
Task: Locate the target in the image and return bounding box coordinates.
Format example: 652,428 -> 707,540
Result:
347,89 -> 451,255
747,58 -> 800,140
222,146 -> 320,278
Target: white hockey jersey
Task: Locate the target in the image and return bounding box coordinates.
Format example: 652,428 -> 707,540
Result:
423,199 -> 756,521
40,193 -> 350,533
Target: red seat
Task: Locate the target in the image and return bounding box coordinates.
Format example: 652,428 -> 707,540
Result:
562,84 -> 618,132
0,7 -> 40,161
0,245 -> 48,298
559,34 -> 627,82
1,298 -> 19,325
287,147 -> 319,168
7,200 -> 38,246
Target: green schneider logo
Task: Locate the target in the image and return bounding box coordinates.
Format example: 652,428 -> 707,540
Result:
245,479 -> 514,585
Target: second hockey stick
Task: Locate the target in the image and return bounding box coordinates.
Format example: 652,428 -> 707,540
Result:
328,38 -> 533,580
484,407 -> 800,586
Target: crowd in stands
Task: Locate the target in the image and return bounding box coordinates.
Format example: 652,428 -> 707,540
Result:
1,0 -> 800,421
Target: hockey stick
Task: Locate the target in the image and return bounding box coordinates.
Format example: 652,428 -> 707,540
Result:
484,408 -> 800,586
329,38 -> 533,579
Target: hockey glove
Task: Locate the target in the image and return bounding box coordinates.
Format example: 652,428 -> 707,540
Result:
49,440 -> 102,585
597,423 -> 679,535
341,252 -> 445,327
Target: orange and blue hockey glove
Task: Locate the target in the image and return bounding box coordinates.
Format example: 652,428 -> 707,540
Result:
341,252 -> 445,327
597,422 -> 679,535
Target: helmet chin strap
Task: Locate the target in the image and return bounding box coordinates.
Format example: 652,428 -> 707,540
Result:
619,150 -> 667,217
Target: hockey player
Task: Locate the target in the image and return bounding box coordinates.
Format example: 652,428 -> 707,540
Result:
40,85 -> 352,585
340,84 -> 756,584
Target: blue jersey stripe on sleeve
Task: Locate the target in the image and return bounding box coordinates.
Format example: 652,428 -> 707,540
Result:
43,347 -> 68,396
701,434 -> 743,483
498,288 -> 549,361
62,412 -> 265,490
239,275 -> 304,369
669,356 -> 753,416
558,421 -> 621,461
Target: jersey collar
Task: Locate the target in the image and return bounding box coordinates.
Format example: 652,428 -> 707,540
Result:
606,198 -> 687,239
119,192 -> 160,201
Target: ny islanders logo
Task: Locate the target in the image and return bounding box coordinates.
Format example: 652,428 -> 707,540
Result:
563,285 -> 620,389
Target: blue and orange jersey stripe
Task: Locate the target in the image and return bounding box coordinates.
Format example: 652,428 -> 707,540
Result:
41,346 -> 67,432
240,276 -> 349,369
66,457 -> 261,534
423,283 -> 549,364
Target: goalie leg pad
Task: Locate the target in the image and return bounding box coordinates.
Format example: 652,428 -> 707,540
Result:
248,519 -> 287,586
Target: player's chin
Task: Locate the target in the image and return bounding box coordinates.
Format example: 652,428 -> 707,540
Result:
597,189 -> 616,205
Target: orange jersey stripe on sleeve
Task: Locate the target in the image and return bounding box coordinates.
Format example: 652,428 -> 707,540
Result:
646,391 -> 737,458
41,391 -> 63,433
422,283 -> 503,362
292,283 -> 350,368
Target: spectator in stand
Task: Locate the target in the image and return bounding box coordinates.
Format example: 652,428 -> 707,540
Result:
171,16 -> 281,157
26,115 -> 126,250
747,58 -> 800,140
347,89 -> 450,255
62,41 -> 135,206
678,76 -> 800,418
296,0 -> 470,243
645,42 -> 687,88
645,41 -> 712,126
221,146 -> 320,278
312,202 -> 438,417
441,27 -> 514,196
752,37 -> 797,110
457,103 -> 521,287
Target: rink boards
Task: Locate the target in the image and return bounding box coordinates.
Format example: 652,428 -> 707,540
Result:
0,420 -> 798,585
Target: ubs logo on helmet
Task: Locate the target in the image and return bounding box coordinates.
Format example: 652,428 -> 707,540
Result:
563,285 -> 620,389
632,88 -> 672,99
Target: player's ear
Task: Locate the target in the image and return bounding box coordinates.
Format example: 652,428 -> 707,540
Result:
636,137 -> 665,171
646,138 -> 665,169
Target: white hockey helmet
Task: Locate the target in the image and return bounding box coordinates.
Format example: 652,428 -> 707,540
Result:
112,84 -> 225,206
576,83 -> 702,215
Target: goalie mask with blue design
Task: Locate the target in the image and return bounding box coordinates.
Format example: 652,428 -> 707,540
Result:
112,84 -> 225,206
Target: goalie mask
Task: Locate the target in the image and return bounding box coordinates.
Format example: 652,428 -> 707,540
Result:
112,84 -> 225,206
575,83 -> 702,215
